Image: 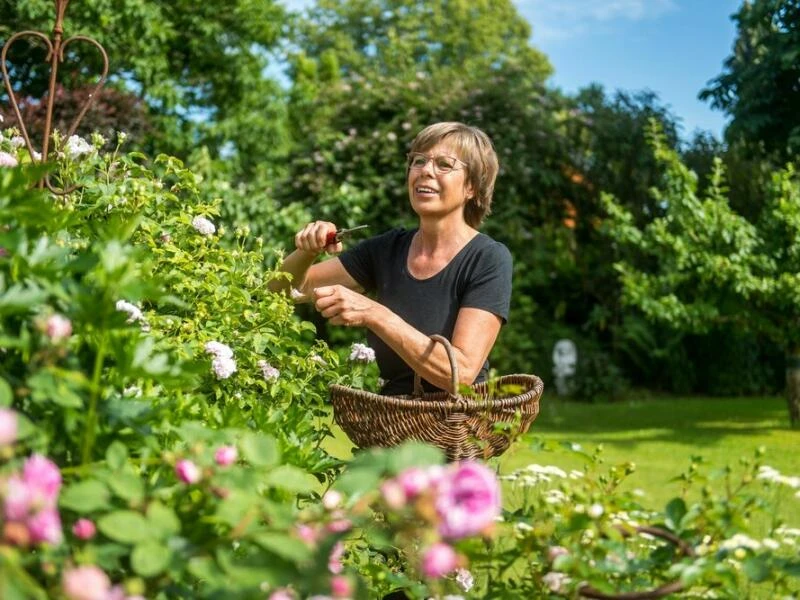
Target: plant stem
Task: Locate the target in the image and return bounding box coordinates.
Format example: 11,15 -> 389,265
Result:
81,334 -> 107,465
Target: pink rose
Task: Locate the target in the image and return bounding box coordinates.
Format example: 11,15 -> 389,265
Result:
214,445 -> 238,467
268,588 -> 296,600
62,565 -> 111,600
27,507 -> 63,544
330,575 -> 353,598
380,479 -> 406,509
3,476 -> 31,520
72,518 -> 97,540
396,467 -> 431,499
295,523 -> 319,545
421,542 -> 457,579
435,461 -> 501,540
23,454 -> 62,507
328,541 -> 345,574
0,408 -> 17,446
45,314 -> 73,341
326,518 -> 352,534
175,459 -> 201,484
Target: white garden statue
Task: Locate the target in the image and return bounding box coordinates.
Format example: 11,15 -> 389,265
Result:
552,339 -> 577,396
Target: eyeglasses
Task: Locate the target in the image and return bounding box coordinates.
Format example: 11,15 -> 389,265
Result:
407,152 -> 467,174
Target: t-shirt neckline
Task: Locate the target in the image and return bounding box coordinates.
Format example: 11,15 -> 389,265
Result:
403,229 -> 483,282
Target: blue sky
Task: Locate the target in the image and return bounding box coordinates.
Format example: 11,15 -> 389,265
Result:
518,0 -> 741,140
279,0 -> 741,140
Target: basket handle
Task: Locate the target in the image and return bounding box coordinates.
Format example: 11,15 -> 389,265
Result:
412,334 -> 460,399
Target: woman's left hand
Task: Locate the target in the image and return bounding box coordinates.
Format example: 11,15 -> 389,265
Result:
313,285 -> 380,327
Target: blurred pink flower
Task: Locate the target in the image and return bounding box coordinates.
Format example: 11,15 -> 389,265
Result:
435,461 -> 501,540
214,445 -> 237,467
326,518 -> 351,534
72,518 -> 97,540
396,467 -> 431,499
268,589 -> 296,600
62,565 -> 111,600
3,476 -> 32,520
328,540 -> 345,574
23,454 -> 62,507
295,523 -> 319,545
380,479 -> 406,510
175,459 -> 201,484
45,314 -> 72,341
421,542 -> 457,579
0,407 -> 18,446
27,507 -> 63,544
330,575 -> 353,598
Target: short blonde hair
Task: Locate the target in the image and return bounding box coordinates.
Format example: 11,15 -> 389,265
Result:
408,122 -> 499,228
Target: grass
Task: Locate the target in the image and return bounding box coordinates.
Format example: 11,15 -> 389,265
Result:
498,393 -> 800,522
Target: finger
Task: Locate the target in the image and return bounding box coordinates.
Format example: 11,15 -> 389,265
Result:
315,222 -> 336,249
324,241 -> 343,255
313,286 -> 337,299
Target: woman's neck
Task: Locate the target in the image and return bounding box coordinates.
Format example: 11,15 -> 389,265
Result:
414,218 -> 477,256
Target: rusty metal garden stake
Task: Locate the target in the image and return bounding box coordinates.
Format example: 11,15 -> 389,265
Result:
1,0 -> 109,193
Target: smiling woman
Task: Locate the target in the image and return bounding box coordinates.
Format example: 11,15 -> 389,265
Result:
270,121 -> 512,396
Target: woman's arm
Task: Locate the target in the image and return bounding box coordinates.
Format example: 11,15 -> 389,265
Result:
313,285 -> 502,390
268,221 -> 364,300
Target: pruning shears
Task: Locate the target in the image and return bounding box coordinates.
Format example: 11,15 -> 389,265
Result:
325,225 -> 369,246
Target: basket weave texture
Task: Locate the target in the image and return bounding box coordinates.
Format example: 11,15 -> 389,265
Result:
331,335 -> 544,461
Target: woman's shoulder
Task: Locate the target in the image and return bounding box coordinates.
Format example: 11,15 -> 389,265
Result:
470,233 -> 512,262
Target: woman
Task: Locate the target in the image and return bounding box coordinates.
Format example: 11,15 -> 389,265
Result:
271,122 -> 512,395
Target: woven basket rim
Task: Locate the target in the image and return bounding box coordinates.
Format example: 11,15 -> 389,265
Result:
330,373 -> 543,412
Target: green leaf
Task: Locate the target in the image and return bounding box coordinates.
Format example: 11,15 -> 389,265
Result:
743,556 -> 770,583
97,511 -> 151,544
60,480 -> 111,513
262,465 -> 318,493
386,442 -> 444,473
146,502 -> 180,539
240,432 -> 279,467
131,541 -> 172,577
216,491 -> 260,529
665,497 -> 687,531
107,471 -> 145,503
105,441 -> 128,470
251,532 -> 313,563
0,378 -> 12,407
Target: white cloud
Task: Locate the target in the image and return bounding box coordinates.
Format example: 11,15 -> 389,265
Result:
516,0 -> 677,42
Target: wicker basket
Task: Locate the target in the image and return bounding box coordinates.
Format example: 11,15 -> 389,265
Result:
330,334 -> 544,461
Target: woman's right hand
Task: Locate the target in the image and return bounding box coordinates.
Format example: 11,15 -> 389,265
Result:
295,221 -> 343,256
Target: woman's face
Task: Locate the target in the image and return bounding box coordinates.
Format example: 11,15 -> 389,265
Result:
407,141 -> 474,224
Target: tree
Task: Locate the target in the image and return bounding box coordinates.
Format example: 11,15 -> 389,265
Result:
0,0 -> 289,173
700,0 -> 800,160
602,124 -> 800,425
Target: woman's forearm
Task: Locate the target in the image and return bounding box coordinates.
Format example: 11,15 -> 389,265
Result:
267,249 -> 318,295
366,307 -> 477,391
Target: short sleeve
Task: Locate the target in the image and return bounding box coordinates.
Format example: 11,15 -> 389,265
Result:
460,241 -> 513,323
338,228 -> 404,293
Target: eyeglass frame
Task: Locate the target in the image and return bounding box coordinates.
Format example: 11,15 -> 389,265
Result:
406,152 -> 468,175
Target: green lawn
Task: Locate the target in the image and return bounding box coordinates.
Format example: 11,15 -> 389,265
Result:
500,394 -> 800,518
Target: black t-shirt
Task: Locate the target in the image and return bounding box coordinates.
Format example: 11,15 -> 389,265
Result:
338,228 -> 512,395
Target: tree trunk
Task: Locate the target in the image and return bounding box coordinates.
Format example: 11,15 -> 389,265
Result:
786,351 -> 800,427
